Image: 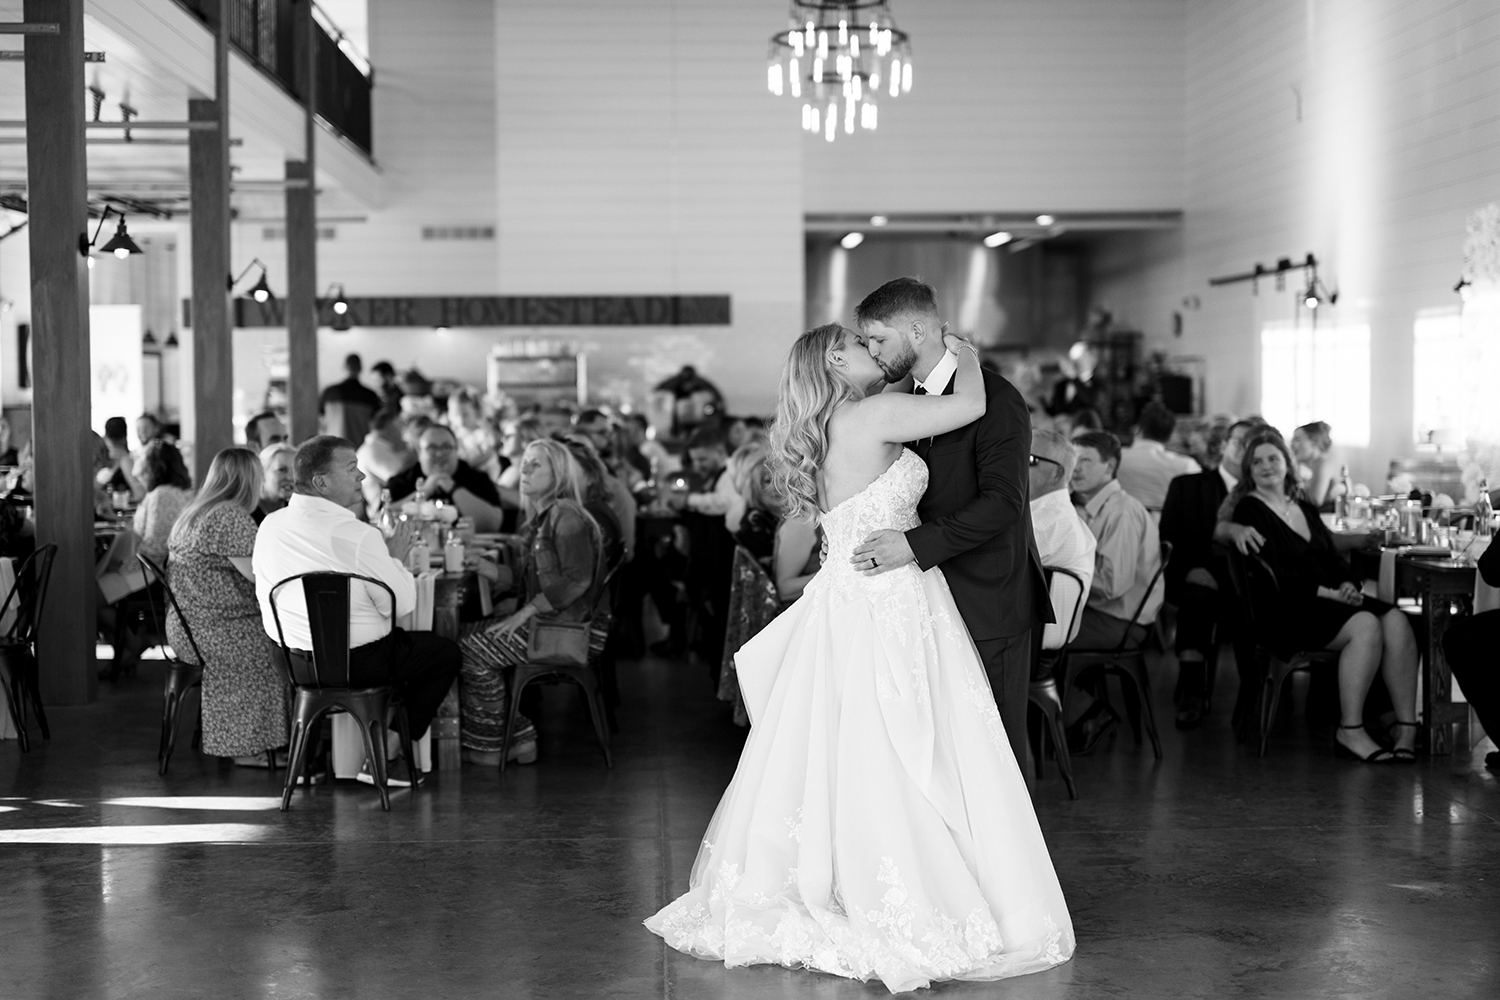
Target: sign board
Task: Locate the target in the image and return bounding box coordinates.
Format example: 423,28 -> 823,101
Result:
183,294 -> 732,329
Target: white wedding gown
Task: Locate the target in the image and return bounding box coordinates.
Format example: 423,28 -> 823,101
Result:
645,449 -> 1075,993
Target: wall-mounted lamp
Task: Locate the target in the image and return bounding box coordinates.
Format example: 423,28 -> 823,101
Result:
78,206 -> 143,260
839,232 -> 864,250
228,258 -> 275,303
982,231 -> 1012,248
323,283 -> 350,330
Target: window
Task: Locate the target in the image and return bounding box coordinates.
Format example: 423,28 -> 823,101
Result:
1413,296 -> 1500,445
1260,321 -> 1370,448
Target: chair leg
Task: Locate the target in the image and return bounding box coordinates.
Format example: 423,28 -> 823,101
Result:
394,705 -> 420,787
158,688 -> 180,775
0,666 -> 29,754
1048,707 -> 1079,799
579,675 -> 612,769
1118,658 -> 1163,761
1118,669 -> 1144,745
356,712 -> 391,811
499,666 -> 526,776
280,711 -> 314,811
21,660 -> 47,741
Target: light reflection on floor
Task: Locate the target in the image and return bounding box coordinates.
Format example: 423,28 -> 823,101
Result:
101,796 -> 284,811
0,824 -> 267,844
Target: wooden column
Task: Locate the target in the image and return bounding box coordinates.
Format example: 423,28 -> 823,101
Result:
188,0 -> 232,484
285,0 -> 319,442
25,0 -> 96,704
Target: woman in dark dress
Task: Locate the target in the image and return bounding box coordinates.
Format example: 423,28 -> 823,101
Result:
1231,432 -> 1419,762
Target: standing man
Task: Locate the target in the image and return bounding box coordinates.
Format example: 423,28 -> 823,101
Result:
1116,401 -> 1201,517
851,277 -> 1052,770
319,353 -> 383,446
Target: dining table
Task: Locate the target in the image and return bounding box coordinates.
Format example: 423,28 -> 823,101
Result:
1349,543 -> 1493,754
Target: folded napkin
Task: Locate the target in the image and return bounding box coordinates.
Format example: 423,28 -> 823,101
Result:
1378,548 -> 1398,604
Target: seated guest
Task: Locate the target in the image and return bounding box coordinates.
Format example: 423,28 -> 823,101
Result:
136,412 -> 164,447
0,413 -> 17,466
254,435 -> 461,783
1291,419 -> 1336,508
256,443 -> 295,524
1071,431 -> 1163,650
244,410 -> 287,453
733,451 -> 778,566
1230,432 -> 1419,762
1441,538 -> 1500,771
1117,401 -> 1201,515
1029,427 -> 1096,650
386,424 -> 504,532
681,425 -> 738,666
168,447 -> 287,767
1159,418 -> 1255,729
496,416 -> 544,518
449,387 -> 502,483
560,434 -> 636,567
459,439 -> 605,766
357,408 -> 417,516
133,440 -> 195,566
97,416 -> 146,502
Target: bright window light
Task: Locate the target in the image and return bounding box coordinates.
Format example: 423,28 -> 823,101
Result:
1414,296 -> 1500,445
1260,321 -> 1370,447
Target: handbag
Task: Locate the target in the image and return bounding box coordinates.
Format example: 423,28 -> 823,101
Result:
526,617 -> 592,667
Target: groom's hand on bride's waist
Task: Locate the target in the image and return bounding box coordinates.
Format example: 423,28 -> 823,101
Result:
852,530 -> 916,576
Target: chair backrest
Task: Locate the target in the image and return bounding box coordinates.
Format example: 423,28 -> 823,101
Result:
1111,539 -> 1173,653
0,543 -> 57,645
268,572 -> 396,689
137,554 -> 206,667
1226,549 -> 1281,639
1042,564 -> 1088,653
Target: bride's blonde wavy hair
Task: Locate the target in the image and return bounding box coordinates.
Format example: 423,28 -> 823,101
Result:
770,323 -> 861,521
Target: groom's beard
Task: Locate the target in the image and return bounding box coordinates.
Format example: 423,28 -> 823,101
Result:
875,342 -> 918,383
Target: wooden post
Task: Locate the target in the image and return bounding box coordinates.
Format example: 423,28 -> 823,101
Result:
188,0 -> 233,484
285,0 -> 319,442
24,0 -> 96,704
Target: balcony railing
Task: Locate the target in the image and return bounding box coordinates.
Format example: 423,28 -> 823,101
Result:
176,0 -> 373,157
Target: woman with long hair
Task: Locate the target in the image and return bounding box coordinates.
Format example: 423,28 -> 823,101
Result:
1228,431 -> 1418,762
132,439 -> 194,565
648,312 -> 1074,991
457,439 -> 605,767
167,447 -> 287,766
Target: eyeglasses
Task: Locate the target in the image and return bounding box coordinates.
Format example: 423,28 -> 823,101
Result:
1029,454 -> 1063,469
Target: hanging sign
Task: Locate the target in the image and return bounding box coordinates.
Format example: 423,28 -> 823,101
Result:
183,295 -> 732,328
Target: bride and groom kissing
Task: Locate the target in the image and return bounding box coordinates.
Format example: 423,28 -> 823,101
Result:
646,277 -> 1074,993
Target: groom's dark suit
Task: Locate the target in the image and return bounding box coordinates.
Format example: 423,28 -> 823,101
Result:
906,367 -> 1052,768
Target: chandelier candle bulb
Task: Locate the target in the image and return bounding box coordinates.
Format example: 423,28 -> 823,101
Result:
838,20 -> 847,44
851,35 -> 859,57
825,104 -> 836,141
813,57 -> 823,82
810,106 -> 819,132
890,60 -> 901,96
852,75 -> 862,101
790,60 -> 801,96
902,62 -> 912,92
805,23 -> 814,47
818,30 -> 828,58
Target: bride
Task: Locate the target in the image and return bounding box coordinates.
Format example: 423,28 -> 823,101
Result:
644,323 -> 1075,993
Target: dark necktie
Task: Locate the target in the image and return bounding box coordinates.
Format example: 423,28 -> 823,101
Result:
914,385 -> 927,396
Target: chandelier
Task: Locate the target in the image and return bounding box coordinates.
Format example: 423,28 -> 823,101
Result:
765,1 -> 913,142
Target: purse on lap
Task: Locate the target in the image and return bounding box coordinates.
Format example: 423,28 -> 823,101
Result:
526,618 -> 592,667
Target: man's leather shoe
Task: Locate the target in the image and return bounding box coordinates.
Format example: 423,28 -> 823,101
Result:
1176,696 -> 1207,731
1067,709 -> 1119,755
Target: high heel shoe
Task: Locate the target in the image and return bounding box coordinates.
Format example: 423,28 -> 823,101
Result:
1387,721 -> 1418,762
1335,723 -> 1397,763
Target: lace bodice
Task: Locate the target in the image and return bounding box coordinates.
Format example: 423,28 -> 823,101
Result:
813,448 -> 928,596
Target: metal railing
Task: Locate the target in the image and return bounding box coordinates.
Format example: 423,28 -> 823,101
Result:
176,0 -> 372,157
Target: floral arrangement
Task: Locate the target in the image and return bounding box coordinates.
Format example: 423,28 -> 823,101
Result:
1461,439 -> 1500,504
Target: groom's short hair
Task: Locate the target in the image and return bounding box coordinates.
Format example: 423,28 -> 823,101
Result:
854,277 -> 938,327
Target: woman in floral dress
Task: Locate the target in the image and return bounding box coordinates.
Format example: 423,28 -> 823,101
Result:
167,448 -> 287,765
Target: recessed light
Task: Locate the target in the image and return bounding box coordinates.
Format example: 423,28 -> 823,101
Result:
1035,214 -> 1055,226
840,232 -> 865,250
870,215 -> 889,227
983,231 -> 1012,248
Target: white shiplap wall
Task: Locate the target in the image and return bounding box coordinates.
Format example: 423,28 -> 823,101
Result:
802,0 -> 1186,214
1090,0 -> 1500,487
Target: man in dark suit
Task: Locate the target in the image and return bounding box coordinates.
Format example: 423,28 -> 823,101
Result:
850,277 -> 1052,770
1158,418 -> 1258,729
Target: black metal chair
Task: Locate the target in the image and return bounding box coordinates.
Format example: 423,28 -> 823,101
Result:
500,562 -> 620,774
268,573 -> 419,811
0,544 -> 57,753
136,554 -> 213,775
1030,565 -> 1087,799
1226,551 -> 1341,757
1058,540 -> 1173,760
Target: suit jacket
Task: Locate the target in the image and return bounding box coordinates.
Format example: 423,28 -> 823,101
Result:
1159,467 -> 1229,602
905,368 -> 1052,641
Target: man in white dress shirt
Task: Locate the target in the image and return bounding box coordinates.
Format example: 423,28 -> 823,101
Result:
254,435 -> 461,780
1028,427 -> 1096,650
1116,401 -> 1200,516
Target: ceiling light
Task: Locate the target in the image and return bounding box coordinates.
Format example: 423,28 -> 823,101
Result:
228,259 -> 275,304
1035,214 -> 1055,226
768,2 -> 914,139
870,215 -> 889,226
983,231 -> 1012,248
840,232 -> 865,250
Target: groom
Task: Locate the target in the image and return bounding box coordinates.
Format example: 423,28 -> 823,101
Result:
850,277 -> 1051,770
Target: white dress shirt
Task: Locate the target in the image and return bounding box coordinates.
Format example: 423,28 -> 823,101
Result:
1116,438 -> 1202,513
913,349 -> 958,395
1030,488 -> 1097,649
1075,479 -> 1163,625
253,493 -> 417,650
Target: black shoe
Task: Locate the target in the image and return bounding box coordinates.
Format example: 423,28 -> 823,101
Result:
1334,724 -> 1398,763
1175,696 -> 1207,731
1485,751 -> 1500,771
1067,708 -> 1119,756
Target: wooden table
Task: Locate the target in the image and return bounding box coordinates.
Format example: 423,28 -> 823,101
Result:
429,569 -> 476,771
1352,548 -> 1475,755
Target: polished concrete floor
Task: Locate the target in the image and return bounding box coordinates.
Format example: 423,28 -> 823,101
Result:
1,650 -> 1496,1000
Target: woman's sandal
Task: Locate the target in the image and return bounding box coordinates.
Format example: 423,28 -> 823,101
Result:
1387,721 -> 1419,762
1335,723 -> 1398,763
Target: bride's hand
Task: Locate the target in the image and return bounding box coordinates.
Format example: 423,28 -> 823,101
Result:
943,331 -> 974,355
